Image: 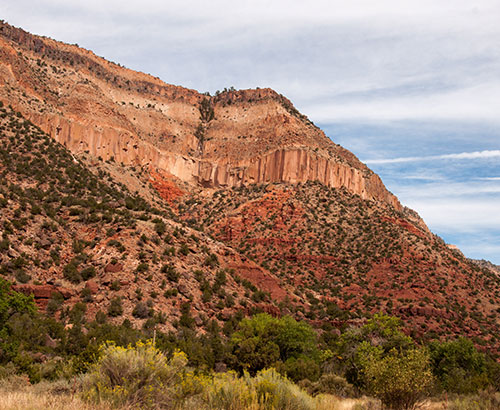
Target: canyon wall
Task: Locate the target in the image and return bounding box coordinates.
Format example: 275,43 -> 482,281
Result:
25,110 -> 401,209
0,21 -> 401,211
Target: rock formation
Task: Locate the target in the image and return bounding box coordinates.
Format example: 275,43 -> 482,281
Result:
0,21 -> 400,210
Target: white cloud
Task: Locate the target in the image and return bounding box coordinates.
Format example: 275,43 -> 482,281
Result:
405,198 -> 500,232
364,150 -> 500,164
305,81 -> 500,124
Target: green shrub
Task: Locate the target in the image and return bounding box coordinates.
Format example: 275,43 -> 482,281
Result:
357,344 -> 433,409
161,264 -> 179,282
107,297 -> 123,317
230,314 -> 319,377
429,338 -> 490,394
63,262 -> 81,283
82,342 -> 201,408
14,269 -> 31,284
301,373 -> 355,398
80,266 -> 96,281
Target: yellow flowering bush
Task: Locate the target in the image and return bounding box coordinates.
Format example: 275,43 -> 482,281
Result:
82,341 -> 329,409
203,368 -> 315,410
82,341 -> 202,409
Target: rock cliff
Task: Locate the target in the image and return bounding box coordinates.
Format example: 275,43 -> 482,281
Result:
0,21 -> 401,210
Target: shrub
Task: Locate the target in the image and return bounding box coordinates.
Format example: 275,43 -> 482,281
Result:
230,314 -> 320,377
107,297 -> 123,317
203,368 -> 316,410
82,342 -> 202,408
132,302 -> 150,319
161,264 -> 179,282
179,243 -> 189,256
63,262 -> 81,283
301,373 -> 355,398
80,266 -> 96,281
14,269 -> 31,284
46,292 -> 64,316
429,337 -> 490,394
357,344 -> 433,409
136,262 -> 149,273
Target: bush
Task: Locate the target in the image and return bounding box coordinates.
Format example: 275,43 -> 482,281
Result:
14,269 -> 31,284
300,373 -> 355,398
357,344 -> 433,409
83,342 -> 202,408
204,368 -> 316,410
132,302 -> 150,319
161,264 -> 179,282
80,266 -> 96,281
230,314 -> 319,377
429,338 -> 490,394
63,262 -> 81,283
107,297 -> 123,317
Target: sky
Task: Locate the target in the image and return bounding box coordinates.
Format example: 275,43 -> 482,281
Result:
2,0 -> 500,263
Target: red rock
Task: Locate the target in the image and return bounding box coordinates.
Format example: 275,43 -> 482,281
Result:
85,280 -> 99,294
12,284 -> 74,300
105,263 -> 123,273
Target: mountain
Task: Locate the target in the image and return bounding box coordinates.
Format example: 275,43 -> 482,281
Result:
1,21 -> 500,354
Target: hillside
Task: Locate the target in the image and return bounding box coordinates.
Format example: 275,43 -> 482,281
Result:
0,21 -> 399,208
178,182 -> 500,351
1,20 -> 500,355
0,104 -> 285,332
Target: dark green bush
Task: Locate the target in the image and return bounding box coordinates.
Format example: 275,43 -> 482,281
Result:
107,297 -> 123,317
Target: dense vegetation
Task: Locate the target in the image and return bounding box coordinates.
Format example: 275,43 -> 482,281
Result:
1,278 -> 500,409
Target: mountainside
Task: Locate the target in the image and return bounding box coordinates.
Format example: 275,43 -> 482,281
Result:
0,21 -> 399,209
0,104 -> 286,332
1,21 -> 500,354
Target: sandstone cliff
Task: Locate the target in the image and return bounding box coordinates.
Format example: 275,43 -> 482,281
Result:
0,21 -> 400,210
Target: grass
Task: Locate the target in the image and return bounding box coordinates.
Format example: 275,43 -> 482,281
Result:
0,377 -> 116,410
0,385 -> 375,410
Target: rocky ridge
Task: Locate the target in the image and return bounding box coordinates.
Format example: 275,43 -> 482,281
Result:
0,21 -> 400,210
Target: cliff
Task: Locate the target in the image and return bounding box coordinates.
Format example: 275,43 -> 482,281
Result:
0,21 -> 401,210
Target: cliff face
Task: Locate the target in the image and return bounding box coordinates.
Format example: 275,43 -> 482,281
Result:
0,21 -> 400,210
195,148 -> 400,208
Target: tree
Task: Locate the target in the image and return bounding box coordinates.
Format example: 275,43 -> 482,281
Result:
336,313 -> 414,386
230,313 -> 319,377
357,343 -> 434,409
429,337 -> 490,394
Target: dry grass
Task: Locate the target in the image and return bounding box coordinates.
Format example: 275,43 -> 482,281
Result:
0,376 -> 121,410
0,389 -> 116,410
0,375 -> 378,410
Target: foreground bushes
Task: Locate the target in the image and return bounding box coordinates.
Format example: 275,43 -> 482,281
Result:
83,341 -> 328,410
83,342 -> 202,408
1,279 -> 500,409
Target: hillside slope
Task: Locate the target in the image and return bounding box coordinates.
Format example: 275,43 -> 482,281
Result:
0,21 -> 499,354
0,104 -> 286,332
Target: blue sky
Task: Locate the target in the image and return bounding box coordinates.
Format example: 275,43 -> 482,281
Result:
2,0 -> 500,263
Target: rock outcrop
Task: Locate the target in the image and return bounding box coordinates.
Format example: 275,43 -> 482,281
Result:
0,21 -> 401,210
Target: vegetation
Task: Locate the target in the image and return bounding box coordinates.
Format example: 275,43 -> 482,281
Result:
1,278 -> 499,409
